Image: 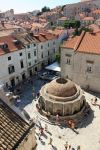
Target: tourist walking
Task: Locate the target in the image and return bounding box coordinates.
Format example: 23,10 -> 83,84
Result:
68,144 -> 71,150
38,133 -> 42,141
56,114 -> 60,124
77,145 -> 81,150
45,124 -> 48,132
64,141 -> 68,150
48,138 -> 53,145
40,127 -> 44,135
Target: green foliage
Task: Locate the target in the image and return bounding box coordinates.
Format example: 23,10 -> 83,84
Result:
73,28 -> 79,36
52,26 -> 56,30
41,6 -> 50,13
63,20 -> 81,29
73,27 -> 93,36
61,5 -> 66,11
55,52 -> 60,63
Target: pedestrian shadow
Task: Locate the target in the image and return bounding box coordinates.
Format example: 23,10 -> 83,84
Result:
41,140 -> 45,145
42,133 -> 48,139
88,90 -> 100,99
47,131 -> 52,136
71,129 -> 79,134
35,132 -> 39,136
52,145 -> 57,150
59,125 -> 64,129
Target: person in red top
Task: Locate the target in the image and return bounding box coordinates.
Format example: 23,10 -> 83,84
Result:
69,144 -> 71,150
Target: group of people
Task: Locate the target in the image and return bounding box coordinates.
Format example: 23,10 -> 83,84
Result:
64,141 -> 81,150
37,122 -> 54,146
38,123 -> 48,140
37,121 -> 81,150
67,120 -> 75,129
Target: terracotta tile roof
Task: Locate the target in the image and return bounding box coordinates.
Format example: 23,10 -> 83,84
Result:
89,24 -> 100,33
33,32 -> 57,43
0,35 -> 24,56
58,17 -> 67,21
79,13 -> 85,19
52,29 -> 65,36
82,17 -> 94,21
61,36 -> 79,49
92,9 -> 100,14
15,33 -> 34,45
77,32 -> 100,54
0,99 -> 33,150
61,31 -> 100,55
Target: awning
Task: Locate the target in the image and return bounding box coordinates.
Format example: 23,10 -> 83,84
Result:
45,62 -> 61,72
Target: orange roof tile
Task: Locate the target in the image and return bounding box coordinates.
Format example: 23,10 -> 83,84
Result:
61,36 -> 79,49
77,32 -> 100,54
82,17 -> 94,21
0,35 -> 24,56
33,32 -> 57,43
61,31 -> 100,55
92,9 -> 100,14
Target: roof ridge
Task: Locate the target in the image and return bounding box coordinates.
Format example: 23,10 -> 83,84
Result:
74,31 -> 86,51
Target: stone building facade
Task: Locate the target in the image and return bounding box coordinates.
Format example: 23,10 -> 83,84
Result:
61,31 -> 100,92
0,31 -> 59,87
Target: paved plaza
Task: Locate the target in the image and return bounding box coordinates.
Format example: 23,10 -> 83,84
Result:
16,76 -> 100,150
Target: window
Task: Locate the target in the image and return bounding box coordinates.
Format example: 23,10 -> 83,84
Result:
19,52 -> 22,56
41,53 -> 43,59
65,54 -> 72,57
48,51 -> 49,56
41,45 -> 43,49
28,53 -> 31,59
8,56 -> 11,61
28,62 -> 31,66
34,43 -> 36,47
86,60 -> 93,73
66,58 -> 71,65
87,66 -> 92,73
53,48 -> 55,53
8,65 -> 15,74
34,51 -> 36,56
35,60 -> 37,63
27,45 -> 30,49
53,41 -> 55,45
20,60 -> 24,69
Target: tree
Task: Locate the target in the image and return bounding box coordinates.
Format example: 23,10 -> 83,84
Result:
63,20 -> 81,29
75,20 -> 81,28
63,20 -> 70,29
41,6 -> 50,13
55,49 -> 61,64
52,25 -> 56,30
61,5 -> 66,11
37,12 -> 42,16
55,53 -> 60,63
73,28 -> 79,36
73,27 -> 93,36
